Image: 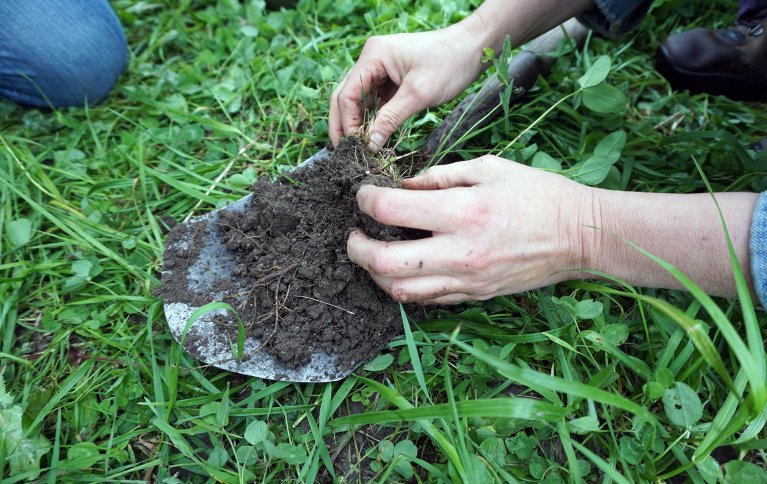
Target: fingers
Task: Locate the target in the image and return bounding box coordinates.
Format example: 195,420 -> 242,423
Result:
347,230 -> 492,304
370,272 -> 472,304
368,86 -> 422,151
356,184 -> 479,233
403,157 -> 503,190
329,88 -> 344,147
329,57 -> 390,147
347,229 -> 453,277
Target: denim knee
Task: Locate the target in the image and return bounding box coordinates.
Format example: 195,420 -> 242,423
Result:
0,0 -> 128,108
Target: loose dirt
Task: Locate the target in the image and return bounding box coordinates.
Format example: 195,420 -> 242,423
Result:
162,136 -> 425,373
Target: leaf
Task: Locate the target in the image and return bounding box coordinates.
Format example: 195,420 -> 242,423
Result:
576,300 -> 603,320
71,260 -> 93,279
724,460 -> 767,482
199,402 -> 223,426
244,420 -> 269,445
0,375 -> 12,409
505,432 -> 537,460
568,415 -> 599,434
494,36 -> 513,86
572,153 -> 616,185
391,441 -> 418,479
594,130 -> 627,161
263,440 -> 307,465
532,151 -> 561,171
53,149 -> 85,164
378,440 -> 394,462
363,353 -> 394,372
395,460 -> 414,479
235,445 -> 258,466
332,396 -> 568,426
63,441 -> 103,469
471,454 -> 496,484
644,381 -> 665,400
618,436 -> 644,465
239,25 -> 260,37
655,367 -> 674,388
207,445 -> 229,467
0,406 -> 50,479
393,439 -> 418,459
582,83 -> 627,113
663,382 -> 703,427
602,324 -> 629,346
479,437 -> 506,466
578,55 -> 611,89
696,455 -> 723,484
6,218 -> 32,247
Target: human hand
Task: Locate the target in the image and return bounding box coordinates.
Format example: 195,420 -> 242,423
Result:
346,156 -> 596,304
329,24 -> 485,150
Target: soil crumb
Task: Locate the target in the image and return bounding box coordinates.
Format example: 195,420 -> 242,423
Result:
162,136 -> 425,374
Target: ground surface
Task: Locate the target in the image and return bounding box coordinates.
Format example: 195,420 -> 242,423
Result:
2,0 -> 767,482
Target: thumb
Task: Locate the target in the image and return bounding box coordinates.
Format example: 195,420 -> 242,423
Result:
369,86 -> 422,151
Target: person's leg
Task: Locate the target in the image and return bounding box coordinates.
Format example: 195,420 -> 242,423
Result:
0,0 -> 127,108
740,0 -> 767,20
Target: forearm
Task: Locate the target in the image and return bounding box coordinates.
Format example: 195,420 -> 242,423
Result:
457,0 -> 594,55
583,190 -> 759,298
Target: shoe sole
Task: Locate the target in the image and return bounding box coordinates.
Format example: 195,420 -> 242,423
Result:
656,45 -> 767,101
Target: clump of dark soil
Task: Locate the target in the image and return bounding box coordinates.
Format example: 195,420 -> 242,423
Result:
162,136 -> 425,374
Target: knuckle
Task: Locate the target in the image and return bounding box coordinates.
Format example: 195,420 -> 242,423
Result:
476,155 -> 498,169
374,108 -> 402,131
403,82 -> 427,102
363,35 -> 384,51
462,248 -> 490,272
457,191 -> 491,232
369,190 -> 398,222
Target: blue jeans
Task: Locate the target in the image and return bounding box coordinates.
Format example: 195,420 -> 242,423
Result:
0,0 -> 127,108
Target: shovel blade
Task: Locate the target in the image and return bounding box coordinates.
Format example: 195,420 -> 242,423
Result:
162,147 -> 351,382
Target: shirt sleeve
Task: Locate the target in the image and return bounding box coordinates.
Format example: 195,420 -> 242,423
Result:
750,191 -> 767,308
576,0 -> 654,36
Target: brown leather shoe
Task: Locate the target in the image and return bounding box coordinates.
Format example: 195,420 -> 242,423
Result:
656,10 -> 767,100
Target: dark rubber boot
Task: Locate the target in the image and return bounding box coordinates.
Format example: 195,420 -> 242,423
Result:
655,10 -> 767,100
753,138 -> 767,151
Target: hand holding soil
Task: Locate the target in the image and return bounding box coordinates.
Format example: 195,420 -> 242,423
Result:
329,24 -> 485,150
347,155 -> 595,304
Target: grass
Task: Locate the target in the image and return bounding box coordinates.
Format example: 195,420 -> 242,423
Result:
2,0 -> 767,481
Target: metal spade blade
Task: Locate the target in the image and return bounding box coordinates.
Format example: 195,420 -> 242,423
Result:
161,147 -> 351,382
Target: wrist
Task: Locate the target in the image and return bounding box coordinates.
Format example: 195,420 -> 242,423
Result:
558,182 -> 604,281
446,20 -> 491,79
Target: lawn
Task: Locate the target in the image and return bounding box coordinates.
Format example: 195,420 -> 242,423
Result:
2,0 -> 767,482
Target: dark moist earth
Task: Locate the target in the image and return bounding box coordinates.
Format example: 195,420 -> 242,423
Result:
162,136 -> 425,373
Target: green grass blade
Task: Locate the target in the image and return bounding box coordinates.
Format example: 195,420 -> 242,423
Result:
332,397 -> 568,426
571,440 -> 631,484
451,338 -> 658,426
400,304 -> 430,401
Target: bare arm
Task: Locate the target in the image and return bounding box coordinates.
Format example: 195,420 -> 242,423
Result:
459,0 -> 594,58
587,190 -> 758,297
347,157 -> 757,304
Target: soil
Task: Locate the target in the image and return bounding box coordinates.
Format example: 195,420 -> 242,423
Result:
162,136 -> 426,373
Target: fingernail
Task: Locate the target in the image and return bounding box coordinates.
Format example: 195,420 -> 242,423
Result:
367,132 -> 384,152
